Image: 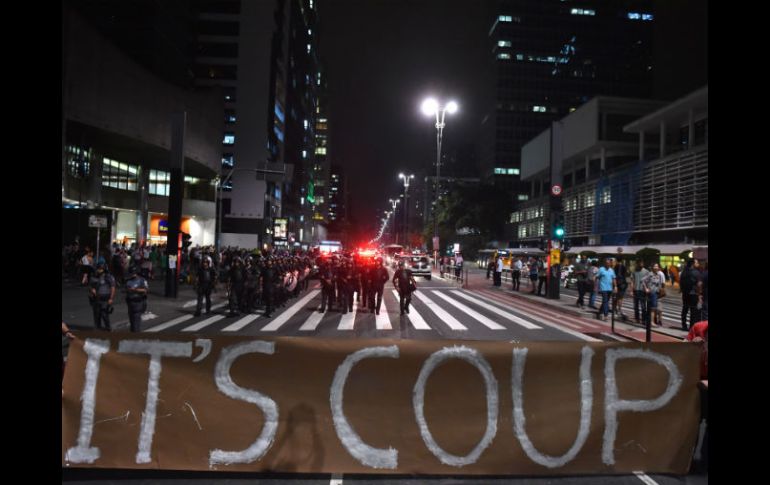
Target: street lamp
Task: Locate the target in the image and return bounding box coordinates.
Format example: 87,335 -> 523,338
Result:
399,173 -> 414,249
216,167 -> 285,253
421,97 -> 458,261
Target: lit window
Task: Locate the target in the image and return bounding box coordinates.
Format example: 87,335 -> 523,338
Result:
274,126 -> 284,142
308,29 -> 312,35
572,8 -> 595,16
498,15 -> 512,22
315,147 -> 327,155
304,119 -> 309,129
307,44 -> 311,54
533,106 -> 546,112
518,194 -> 529,201
184,176 -> 200,184
227,115 -> 236,123
498,40 -> 511,47
223,133 -> 235,145
302,150 -> 307,159
601,187 -> 611,204
627,12 -> 641,20
642,13 -> 653,21
497,53 -> 511,60
222,154 -> 234,168
516,54 -> 524,60
310,0 -> 314,8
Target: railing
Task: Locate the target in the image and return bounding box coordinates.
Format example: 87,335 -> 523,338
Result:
438,264 -> 468,288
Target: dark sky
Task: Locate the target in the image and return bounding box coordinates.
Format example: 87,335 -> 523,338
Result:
319,0 -> 493,234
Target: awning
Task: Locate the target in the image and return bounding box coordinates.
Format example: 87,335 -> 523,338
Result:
565,244 -> 706,256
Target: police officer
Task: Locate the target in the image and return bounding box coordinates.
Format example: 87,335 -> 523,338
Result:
261,258 -> 276,318
195,257 -> 217,316
89,263 -> 116,331
125,265 -> 149,332
371,257 -> 390,315
227,257 -> 245,317
393,259 -> 417,315
318,260 -> 335,313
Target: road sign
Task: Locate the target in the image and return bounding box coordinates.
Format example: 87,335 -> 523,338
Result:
88,215 -> 108,228
550,249 -> 561,265
551,184 -> 563,196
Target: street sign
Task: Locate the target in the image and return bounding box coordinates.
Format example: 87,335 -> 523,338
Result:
432,237 -> 440,249
551,184 -> 563,196
88,215 -> 108,228
550,249 -> 561,265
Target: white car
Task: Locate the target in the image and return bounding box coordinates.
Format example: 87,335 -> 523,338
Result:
402,255 -> 431,280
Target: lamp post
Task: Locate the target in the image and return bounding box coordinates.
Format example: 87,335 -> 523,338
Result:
216,167 -> 285,253
421,98 -> 457,262
389,198 -> 400,245
399,173 -> 414,249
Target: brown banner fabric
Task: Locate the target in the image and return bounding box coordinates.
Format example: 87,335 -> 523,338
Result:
62,333 -> 701,475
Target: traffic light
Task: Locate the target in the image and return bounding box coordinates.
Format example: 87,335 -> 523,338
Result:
552,211 -> 565,241
181,232 -> 192,251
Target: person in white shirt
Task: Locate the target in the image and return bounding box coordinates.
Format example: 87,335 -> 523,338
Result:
494,255 -> 503,287
454,253 -> 464,278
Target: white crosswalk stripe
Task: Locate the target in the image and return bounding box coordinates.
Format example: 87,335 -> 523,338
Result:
392,290 -> 431,329
375,296 -> 392,330
140,312 -> 158,321
182,314 -> 225,332
221,313 -> 261,332
413,291 -> 467,330
432,291 -> 506,330
146,314 -> 193,332
182,300 -> 198,308
299,307 -> 325,331
261,290 -> 321,332
338,300 -> 358,330
451,291 -> 542,330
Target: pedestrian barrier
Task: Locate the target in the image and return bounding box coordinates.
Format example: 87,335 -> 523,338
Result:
438,265 -> 467,288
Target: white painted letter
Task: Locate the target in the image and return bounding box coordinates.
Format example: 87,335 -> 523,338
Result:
209,340 -> 278,466
413,345 -> 498,467
65,339 -> 110,464
512,346 -> 595,468
603,348 -> 683,465
118,340 -> 193,464
330,345 -> 400,469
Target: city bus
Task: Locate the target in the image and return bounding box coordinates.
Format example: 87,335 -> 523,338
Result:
382,244 -> 403,266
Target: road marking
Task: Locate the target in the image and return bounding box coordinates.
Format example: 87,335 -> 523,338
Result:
413,292 -> 467,330
375,296 -> 392,329
451,290 -> 542,330
146,315 -> 193,332
330,473 -> 343,485
182,299 -> 198,308
140,312 -> 158,321
633,472 -> 661,485
432,291 -> 505,330
392,290 -> 431,329
261,290 -> 321,331
337,299 -> 358,330
221,314 -> 261,332
299,308 -> 325,331
182,315 -> 225,332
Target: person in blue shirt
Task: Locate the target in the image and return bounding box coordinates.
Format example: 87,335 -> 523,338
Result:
596,258 -> 617,321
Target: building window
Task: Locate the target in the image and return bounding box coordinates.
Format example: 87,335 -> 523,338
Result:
148,169 -> 170,196
497,53 -> 511,60
66,145 -> 91,178
498,15 -> 512,22
584,191 -> 595,208
304,119 -> 309,130
222,153 -> 234,168
315,147 -> 327,155
601,187 -> 611,204
518,194 -> 529,201
222,179 -> 233,192
307,44 -> 311,54
102,158 -> 139,191
628,12 -> 653,21
302,150 -> 307,159
571,8 -> 595,16
498,40 -> 512,47
532,106 -> 547,113
223,133 -> 235,145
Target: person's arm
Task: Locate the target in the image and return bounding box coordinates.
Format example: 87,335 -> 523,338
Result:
62,322 -> 75,340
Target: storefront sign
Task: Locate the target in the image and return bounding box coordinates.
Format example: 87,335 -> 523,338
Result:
274,218 -> 288,240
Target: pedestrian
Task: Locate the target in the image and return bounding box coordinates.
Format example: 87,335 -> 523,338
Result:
124,265 -> 149,332
512,256 -> 522,291
455,252 -> 463,279
88,263 -> 116,331
612,258 -> 629,319
227,257 -> 245,317
195,257 -> 217,316
587,261 -> 599,308
371,257 -> 390,315
393,259 -> 417,315
318,260 -> 335,313
537,257 -> 547,296
596,258 -> 617,321
574,260 -> 587,307
493,255 -> 503,287
679,258 -> 703,331
528,258 -> 539,293
261,258 -> 276,318
80,249 -> 94,286
642,263 -> 666,327
631,260 -> 650,324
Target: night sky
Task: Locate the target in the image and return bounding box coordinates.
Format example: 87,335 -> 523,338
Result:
319,0 -> 493,231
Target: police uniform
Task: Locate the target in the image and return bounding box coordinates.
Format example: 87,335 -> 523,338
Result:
319,263 -> 335,312
261,261 -> 276,317
371,260 -> 390,315
89,266 -> 116,331
125,267 -> 149,332
195,260 -> 217,316
393,265 -> 416,315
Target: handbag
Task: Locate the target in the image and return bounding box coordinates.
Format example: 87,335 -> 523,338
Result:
659,284 -> 666,298
408,280 -> 417,293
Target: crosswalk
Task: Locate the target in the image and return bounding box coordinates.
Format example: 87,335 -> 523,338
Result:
141,286 -> 623,340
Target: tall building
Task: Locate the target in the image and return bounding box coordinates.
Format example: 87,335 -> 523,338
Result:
62,4 -> 222,249
194,0 -> 321,250
310,69 -> 332,242
327,164 -> 346,224
480,0 -> 654,203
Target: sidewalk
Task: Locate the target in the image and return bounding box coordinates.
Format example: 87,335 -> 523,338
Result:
439,268 -> 687,343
